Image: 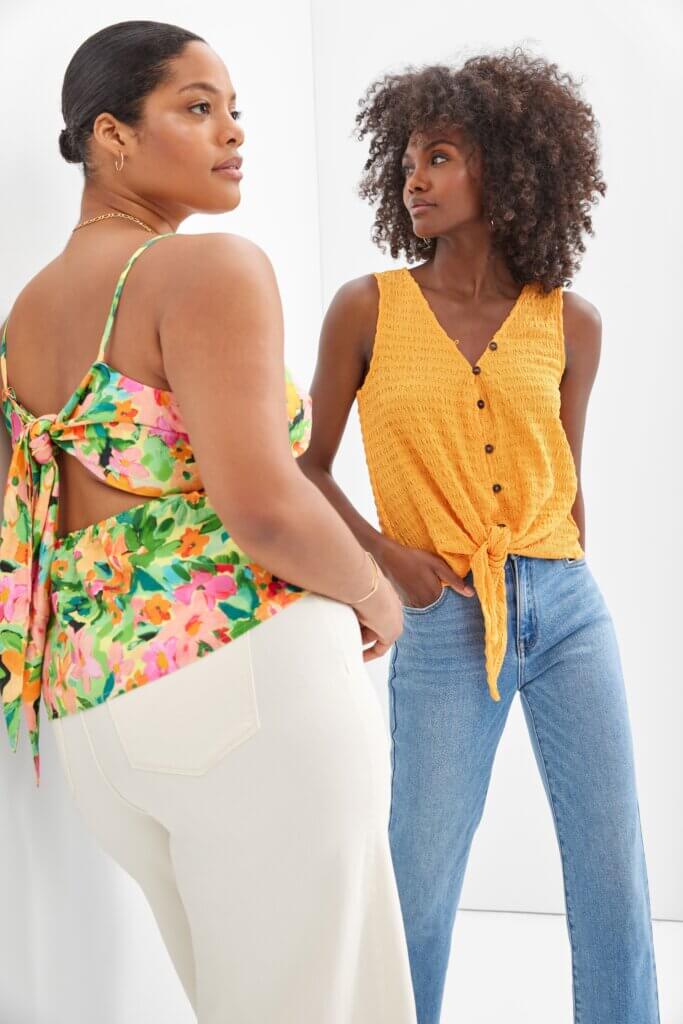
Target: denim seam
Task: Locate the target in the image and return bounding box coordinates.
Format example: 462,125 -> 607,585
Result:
511,557 -> 524,689
635,798 -> 663,1021
402,585 -> 449,615
519,690 -> 583,1024
387,644 -> 399,833
524,561 -> 539,651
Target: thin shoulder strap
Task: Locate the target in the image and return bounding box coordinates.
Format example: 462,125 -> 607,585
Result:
96,232 -> 176,363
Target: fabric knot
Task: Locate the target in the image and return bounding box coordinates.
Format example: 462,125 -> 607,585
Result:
484,522 -> 512,570
469,523 -> 514,703
28,416 -> 57,465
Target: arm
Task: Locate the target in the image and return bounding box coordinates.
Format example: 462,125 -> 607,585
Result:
560,290 -> 603,551
156,235 -> 379,605
297,276 -> 474,604
296,275 -> 391,560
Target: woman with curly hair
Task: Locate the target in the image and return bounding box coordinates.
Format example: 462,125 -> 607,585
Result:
298,48 -> 661,1024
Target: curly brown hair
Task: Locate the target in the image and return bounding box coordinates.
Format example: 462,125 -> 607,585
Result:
354,47 -> 607,290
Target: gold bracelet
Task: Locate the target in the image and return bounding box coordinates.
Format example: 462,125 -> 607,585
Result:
351,551 -> 380,604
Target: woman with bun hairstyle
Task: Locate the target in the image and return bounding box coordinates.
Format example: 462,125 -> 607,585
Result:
0,20 -> 418,1023
298,49 -> 660,1024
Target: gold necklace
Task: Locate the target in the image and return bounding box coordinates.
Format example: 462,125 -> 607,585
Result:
72,211 -> 159,233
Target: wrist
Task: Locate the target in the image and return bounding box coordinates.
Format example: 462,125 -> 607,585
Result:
349,550 -> 382,606
365,532 -> 394,570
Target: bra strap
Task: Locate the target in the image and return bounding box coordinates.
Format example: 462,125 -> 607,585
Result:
96,232 -> 176,364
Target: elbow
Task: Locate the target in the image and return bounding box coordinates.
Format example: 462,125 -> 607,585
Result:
227,509 -> 290,553
297,451 -> 332,483
210,479 -> 305,553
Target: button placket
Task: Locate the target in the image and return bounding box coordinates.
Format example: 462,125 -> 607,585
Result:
486,341 -> 504,497
471,348 -> 504,501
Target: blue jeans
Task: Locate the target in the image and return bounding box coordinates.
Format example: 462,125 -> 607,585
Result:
387,553 -> 661,1024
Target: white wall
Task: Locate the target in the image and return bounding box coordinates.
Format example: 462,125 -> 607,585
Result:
0,1 -> 680,1021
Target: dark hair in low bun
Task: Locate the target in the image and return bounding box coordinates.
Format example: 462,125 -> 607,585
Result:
59,19 -> 206,174
58,127 -> 79,163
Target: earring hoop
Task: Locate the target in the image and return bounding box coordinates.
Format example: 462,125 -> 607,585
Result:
114,151 -> 124,172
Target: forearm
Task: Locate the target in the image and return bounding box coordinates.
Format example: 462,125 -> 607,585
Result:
298,463 -> 390,559
225,470 -> 384,605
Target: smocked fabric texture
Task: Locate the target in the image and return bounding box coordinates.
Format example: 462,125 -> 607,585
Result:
355,268 -> 583,701
0,232 -> 313,783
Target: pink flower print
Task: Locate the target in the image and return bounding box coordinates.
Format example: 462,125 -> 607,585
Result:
173,592 -> 223,660
28,429 -> 54,465
149,414 -> 182,447
119,375 -> 145,393
203,573 -> 238,609
70,629 -> 103,693
175,571 -> 213,606
106,641 -> 134,680
0,578 -> 28,622
175,569 -> 237,609
108,446 -> 150,481
10,409 -> 23,445
142,636 -> 179,680
86,577 -> 105,598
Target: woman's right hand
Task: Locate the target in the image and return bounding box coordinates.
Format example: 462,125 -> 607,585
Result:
349,541 -> 476,661
377,537 -> 475,610
349,566 -> 405,662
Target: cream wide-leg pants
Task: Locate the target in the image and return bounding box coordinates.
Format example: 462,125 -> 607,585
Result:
51,592 -> 417,1024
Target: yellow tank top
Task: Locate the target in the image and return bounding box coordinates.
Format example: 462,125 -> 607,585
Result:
355,268 -> 584,700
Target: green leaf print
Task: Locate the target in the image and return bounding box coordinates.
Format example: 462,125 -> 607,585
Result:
199,513 -> 224,535
0,627 -> 23,652
141,438 -> 174,482
131,568 -> 164,593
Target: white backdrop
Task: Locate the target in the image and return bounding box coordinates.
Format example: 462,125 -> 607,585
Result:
0,1 -> 680,1022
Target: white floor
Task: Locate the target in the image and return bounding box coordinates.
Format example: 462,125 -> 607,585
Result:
442,910 -> 682,1023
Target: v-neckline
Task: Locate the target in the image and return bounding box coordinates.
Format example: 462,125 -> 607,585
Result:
402,268 -> 531,372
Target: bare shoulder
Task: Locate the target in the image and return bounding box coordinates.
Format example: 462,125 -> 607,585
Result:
327,273 -> 379,325
2,252 -> 61,329
154,231 -> 275,294
155,231 -> 282,351
561,288 -> 602,371
562,288 -> 602,340
321,274 -> 380,369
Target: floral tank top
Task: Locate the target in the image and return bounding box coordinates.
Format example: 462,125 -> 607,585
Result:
0,232 -> 313,784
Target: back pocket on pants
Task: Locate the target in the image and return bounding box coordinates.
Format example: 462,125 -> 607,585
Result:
106,634 -> 261,775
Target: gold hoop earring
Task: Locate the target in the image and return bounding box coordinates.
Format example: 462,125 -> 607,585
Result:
114,151 -> 124,172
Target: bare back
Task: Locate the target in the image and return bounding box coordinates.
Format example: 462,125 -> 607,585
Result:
2,231 -> 179,535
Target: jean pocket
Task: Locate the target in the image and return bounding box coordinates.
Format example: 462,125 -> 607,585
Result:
106,634 -> 261,775
402,584 -> 449,615
563,555 -> 587,568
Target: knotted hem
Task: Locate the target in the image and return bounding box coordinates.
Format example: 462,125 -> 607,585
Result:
469,523 -> 512,702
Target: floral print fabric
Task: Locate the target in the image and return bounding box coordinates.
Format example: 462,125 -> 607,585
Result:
0,233 -> 313,782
